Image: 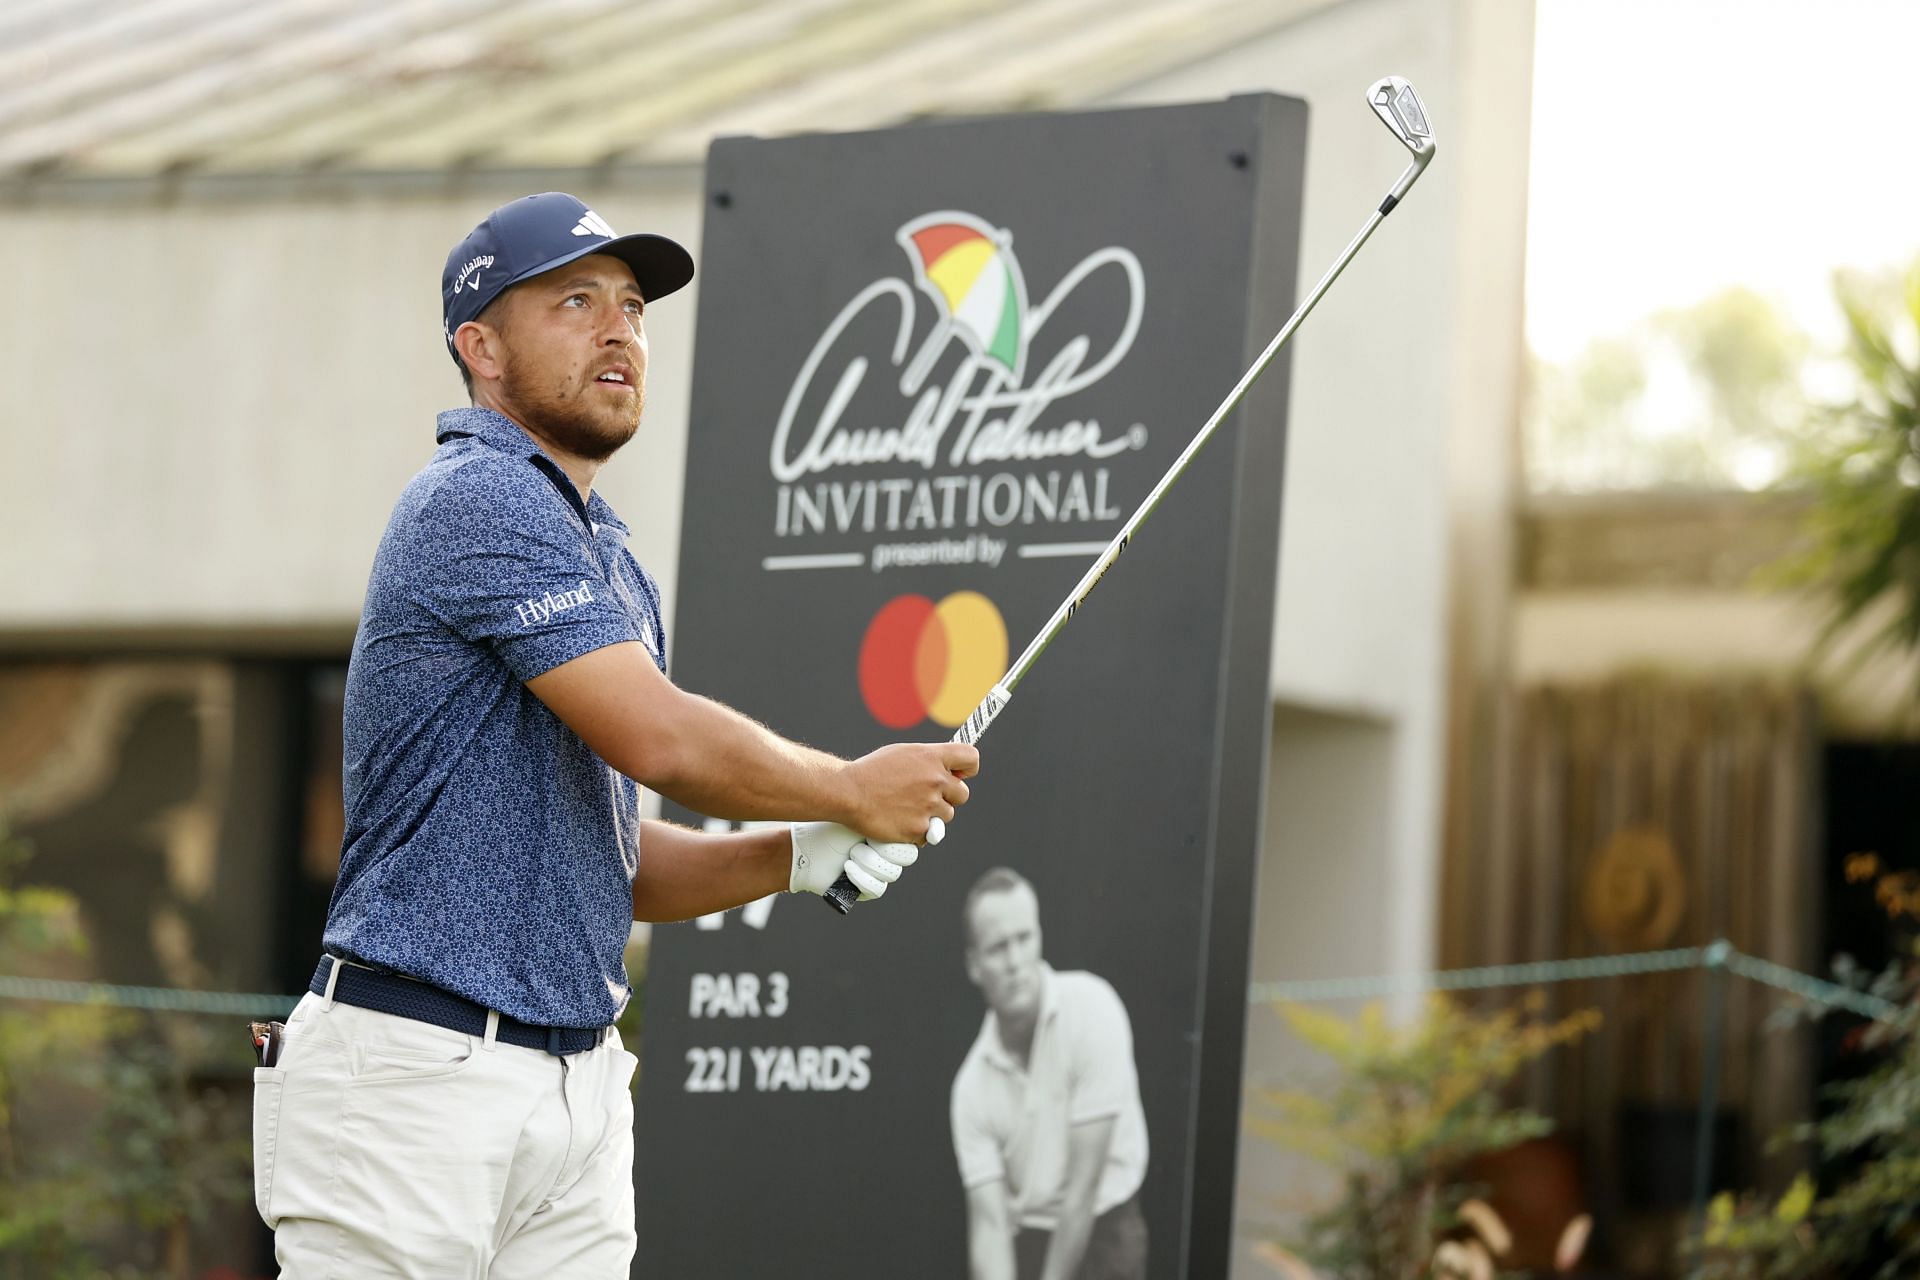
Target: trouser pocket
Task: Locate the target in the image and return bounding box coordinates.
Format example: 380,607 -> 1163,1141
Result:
252,1066 -> 285,1223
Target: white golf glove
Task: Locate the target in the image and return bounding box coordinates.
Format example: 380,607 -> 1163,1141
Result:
788,822 -> 919,902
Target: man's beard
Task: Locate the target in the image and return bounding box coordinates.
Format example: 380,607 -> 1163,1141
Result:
500,354 -> 642,463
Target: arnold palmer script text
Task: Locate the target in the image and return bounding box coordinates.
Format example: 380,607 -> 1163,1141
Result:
768,249 -> 1148,547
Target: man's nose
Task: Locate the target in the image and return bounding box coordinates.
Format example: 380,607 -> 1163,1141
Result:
603,311 -> 639,348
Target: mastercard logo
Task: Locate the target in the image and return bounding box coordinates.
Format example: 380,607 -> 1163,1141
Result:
858,592 -> 1008,730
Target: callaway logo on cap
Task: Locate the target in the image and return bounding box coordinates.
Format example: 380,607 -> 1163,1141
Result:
440,192 -> 695,364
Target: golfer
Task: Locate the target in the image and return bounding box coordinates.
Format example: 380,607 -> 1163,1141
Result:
950,867 -> 1148,1280
250,192 -> 977,1275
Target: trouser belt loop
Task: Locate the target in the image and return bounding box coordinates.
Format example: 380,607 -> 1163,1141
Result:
483,1009 -> 500,1052
321,955 -> 344,1009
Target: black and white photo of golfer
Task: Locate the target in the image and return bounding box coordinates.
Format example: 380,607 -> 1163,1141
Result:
950,867 -> 1149,1280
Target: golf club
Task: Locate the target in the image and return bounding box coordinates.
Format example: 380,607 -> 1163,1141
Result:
825,75 -> 1436,914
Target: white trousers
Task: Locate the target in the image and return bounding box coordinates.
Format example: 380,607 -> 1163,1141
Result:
252,990 -> 638,1278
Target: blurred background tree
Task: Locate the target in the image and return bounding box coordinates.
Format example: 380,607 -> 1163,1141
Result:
1659,287 -> 1813,489
1527,286 -> 1812,493
1,817 -> 100,1273
0,818 -> 252,1280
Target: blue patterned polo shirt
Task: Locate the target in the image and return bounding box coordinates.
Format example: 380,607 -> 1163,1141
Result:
325,406 -> 667,1027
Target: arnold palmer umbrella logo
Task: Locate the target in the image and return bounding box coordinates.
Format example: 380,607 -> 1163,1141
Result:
763,210 -> 1150,575
896,213 -> 1031,390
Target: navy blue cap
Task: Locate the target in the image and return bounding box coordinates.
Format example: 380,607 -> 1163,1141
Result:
441,192 -> 694,365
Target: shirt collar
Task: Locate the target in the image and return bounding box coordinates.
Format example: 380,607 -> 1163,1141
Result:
435,404 -> 531,452
434,406 -> 627,532
979,962 -> 1056,1073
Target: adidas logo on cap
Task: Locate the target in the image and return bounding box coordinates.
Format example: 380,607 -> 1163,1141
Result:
571,210 -> 617,239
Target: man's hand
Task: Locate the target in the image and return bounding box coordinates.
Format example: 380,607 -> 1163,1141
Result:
842,743 -> 979,844
789,822 -> 919,902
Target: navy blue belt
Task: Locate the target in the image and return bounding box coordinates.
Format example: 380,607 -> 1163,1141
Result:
308,956 -> 605,1056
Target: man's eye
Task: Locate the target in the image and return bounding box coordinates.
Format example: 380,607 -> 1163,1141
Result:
624,300 -> 644,316
564,294 -> 588,307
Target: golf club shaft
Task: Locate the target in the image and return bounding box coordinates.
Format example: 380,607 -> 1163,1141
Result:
824,137 -> 1431,915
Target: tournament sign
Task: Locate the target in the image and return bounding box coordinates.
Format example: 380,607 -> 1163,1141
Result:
636,96 -> 1307,1278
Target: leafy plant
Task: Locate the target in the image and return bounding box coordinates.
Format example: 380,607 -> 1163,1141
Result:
1247,993 -> 1599,1280
1687,853 -> 1920,1279
1769,262 -> 1920,700
0,818 -> 108,1275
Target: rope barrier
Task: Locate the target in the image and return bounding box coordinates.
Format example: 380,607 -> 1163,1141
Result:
0,940 -> 1899,1022
0,973 -> 297,1017
1721,948 -> 1898,1020
1248,944 -> 1707,1005
1248,939 -> 1899,1020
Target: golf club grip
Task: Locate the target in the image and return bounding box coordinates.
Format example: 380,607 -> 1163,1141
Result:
822,686 -> 1011,914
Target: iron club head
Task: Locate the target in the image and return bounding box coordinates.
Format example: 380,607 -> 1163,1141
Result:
1367,76 -> 1435,205
1368,75 -> 1435,158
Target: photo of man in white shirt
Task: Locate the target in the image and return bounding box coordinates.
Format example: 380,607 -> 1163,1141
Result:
950,867 -> 1149,1280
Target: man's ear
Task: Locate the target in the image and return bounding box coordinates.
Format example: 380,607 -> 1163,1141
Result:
454,319 -> 506,382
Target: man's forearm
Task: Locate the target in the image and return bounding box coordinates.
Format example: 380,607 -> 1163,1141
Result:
526,640 -> 974,845
630,819 -> 790,922
643,692 -> 858,825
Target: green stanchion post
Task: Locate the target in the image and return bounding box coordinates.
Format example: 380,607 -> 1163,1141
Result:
1691,938 -> 1733,1227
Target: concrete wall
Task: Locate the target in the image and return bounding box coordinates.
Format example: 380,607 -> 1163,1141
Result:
1518,588 -> 1920,737
0,178 -> 704,640
1513,493 -> 1920,736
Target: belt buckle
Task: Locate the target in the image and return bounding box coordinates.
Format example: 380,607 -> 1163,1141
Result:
546,1026 -> 564,1056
